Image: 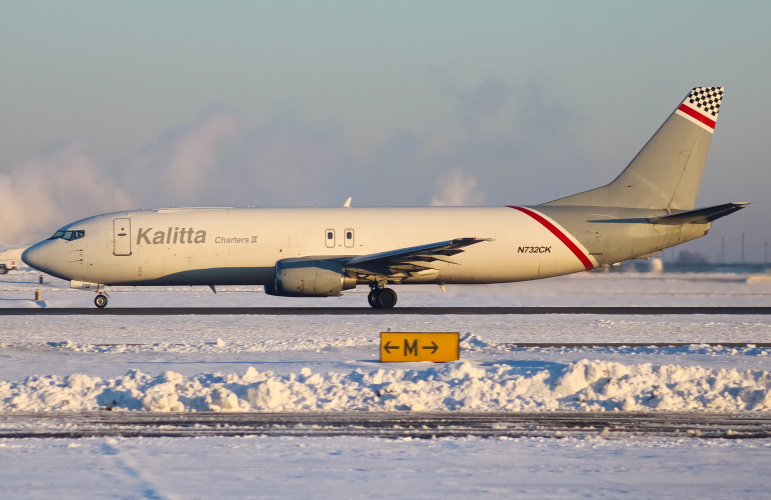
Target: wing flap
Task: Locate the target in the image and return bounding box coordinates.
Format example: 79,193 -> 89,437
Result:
344,237 -> 492,276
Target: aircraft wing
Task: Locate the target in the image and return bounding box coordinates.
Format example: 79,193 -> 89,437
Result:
343,237 -> 493,276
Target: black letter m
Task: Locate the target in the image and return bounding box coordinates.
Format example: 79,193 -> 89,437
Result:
404,339 -> 418,356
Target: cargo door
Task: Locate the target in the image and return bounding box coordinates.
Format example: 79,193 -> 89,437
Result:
585,214 -> 613,257
113,218 -> 132,256
585,223 -> 605,256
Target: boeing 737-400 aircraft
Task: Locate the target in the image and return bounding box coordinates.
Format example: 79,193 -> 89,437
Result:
23,87 -> 746,308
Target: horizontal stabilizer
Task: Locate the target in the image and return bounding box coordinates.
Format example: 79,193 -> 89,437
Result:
648,202 -> 749,225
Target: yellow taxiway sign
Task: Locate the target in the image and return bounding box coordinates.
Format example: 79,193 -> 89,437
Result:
380,332 -> 460,362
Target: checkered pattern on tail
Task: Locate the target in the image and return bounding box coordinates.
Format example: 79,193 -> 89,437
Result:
685,87 -> 723,118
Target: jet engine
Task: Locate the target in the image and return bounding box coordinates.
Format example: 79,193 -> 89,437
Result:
265,258 -> 357,297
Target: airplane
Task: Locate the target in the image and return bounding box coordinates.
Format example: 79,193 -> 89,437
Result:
22,87 -> 747,308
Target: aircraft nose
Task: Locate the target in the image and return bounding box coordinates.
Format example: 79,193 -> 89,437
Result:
22,242 -> 51,272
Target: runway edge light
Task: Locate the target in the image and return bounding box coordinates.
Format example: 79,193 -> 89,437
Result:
380,332 -> 460,363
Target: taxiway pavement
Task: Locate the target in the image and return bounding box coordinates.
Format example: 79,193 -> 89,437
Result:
2,306 -> 771,315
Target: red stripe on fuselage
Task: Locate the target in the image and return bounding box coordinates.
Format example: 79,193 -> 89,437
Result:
508,206 -> 595,271
677,104 -> 716,129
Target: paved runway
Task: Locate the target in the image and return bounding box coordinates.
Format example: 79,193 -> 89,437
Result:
2,411 -> 769,439
1,306 -> 770,315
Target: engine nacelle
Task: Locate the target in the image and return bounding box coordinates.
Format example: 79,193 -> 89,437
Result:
266,258 -> 357,297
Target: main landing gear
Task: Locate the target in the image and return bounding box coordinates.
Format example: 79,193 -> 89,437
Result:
368,285 -> 397,309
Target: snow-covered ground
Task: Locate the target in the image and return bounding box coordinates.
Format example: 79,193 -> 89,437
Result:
3,266 -> 771,308
2,267 -> 771,497
2,435 -> 771,499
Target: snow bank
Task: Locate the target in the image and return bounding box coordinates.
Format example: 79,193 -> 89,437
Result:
40,336 -> 771,357
2,359 -> 771,413
44,336 -> 378,353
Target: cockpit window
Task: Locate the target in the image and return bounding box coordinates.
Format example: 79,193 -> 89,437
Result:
49,230 -> 85,241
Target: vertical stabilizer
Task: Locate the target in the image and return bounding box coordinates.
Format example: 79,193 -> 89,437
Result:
544,87 -> 724,210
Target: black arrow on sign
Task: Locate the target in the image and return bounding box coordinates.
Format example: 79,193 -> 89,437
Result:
383,341 -> 398,353
422,341 -> 438,354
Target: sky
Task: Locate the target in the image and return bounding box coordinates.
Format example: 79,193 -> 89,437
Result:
0,1 -> 769,262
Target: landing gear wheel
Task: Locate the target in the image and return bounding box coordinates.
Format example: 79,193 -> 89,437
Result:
376,288 -> 397,309
367,289 -> 378,308
94,294 -> 108,308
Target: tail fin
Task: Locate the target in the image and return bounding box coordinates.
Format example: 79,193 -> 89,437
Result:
544,87 -> 724,210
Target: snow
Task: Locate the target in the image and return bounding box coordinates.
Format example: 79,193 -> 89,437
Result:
2,436 -> 771,499
3,266 -> 771,309
3,359 -> 771,413
2,267 -> 771,496
3,267 -> 771,413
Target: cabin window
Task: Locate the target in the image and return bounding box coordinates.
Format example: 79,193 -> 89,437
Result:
49,230 -> 85,241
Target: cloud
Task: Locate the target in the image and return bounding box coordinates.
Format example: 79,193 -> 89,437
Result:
120,106 -> 241,207
0,107 -> 241,245
430,168 -> 486,206
229,109 -> 349,207
0,74 -> 588,244
0,145 -> 133,244
409,74 -> 587,207
165,111 -> 240,198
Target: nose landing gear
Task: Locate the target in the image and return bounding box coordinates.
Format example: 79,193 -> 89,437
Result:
368,285 -> 397,309
94,294 -> 108,308
93,285 -> 109,308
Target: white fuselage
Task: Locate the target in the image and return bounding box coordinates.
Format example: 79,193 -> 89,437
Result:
24,206 -> 609,287
22,204 -> 713,297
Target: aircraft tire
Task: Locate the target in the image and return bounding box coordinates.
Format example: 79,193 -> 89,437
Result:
94,294 -> 108,308
377,288 -> 397,308
367,290 -> 379,308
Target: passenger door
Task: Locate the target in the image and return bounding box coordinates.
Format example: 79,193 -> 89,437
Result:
113,218 -> 132,256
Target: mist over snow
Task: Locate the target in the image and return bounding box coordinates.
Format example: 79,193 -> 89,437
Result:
0,77 -> 589,245
120,106 -> 241,207
430,167 -> 486,206
0,145 -> 134,244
